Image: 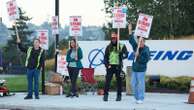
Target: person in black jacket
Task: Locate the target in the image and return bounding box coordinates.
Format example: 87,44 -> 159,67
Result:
103,30 -> 128,101
16,36 -> 44,100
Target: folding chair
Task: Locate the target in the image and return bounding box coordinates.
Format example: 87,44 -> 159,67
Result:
80,68 -> 97,95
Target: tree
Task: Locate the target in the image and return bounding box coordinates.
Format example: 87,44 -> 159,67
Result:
3,7 -> 33,65
0,21 -> 9,46
103,0 -> 194,40
46,43 -> 55,59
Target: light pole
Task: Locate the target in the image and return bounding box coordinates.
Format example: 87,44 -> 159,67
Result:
55,0 -> 59,72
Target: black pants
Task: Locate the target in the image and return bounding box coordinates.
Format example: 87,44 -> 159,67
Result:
67,67 -> 80,94
104,65 -> 122,96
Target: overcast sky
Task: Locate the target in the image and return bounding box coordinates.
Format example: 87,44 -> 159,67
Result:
0,0 -> 106,27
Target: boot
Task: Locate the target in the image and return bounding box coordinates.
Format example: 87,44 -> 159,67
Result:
73,93 -> 79,98
66,92 -> 73,98
116,95 -> 121,101
103,94 -> 108,101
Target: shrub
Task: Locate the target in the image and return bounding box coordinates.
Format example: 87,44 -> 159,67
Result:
45,59 -> 55,71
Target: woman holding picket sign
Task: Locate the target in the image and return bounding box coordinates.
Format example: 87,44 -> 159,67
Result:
128,23 -> 150,104
66,38 -> 83,98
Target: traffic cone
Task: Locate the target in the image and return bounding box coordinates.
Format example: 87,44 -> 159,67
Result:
188,77 -> 194,104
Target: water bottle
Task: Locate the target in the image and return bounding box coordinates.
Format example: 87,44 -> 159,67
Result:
60,85 -> 63,95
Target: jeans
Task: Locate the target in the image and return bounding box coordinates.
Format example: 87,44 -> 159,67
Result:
67,67 -> 80,95
27,68 -> 40,97
104,65 -> 122,96
131,71 -> 145,101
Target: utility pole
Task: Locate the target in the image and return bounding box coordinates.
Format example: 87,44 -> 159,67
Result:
55,0 -> 59,72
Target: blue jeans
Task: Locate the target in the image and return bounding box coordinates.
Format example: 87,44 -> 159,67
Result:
27,69 -> 40,97
131,71 -> 145,101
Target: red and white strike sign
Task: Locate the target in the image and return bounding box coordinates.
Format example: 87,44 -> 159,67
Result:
51,16 -> 59,35
112,7 -> 126,28
134,13 -> 153,38
57,55 -> 68,75
37,29 -> 49,50
69,16 -> 82,36
6,0 -> 19,21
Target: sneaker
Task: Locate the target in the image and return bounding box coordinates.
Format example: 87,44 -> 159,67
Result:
24,95 -> 33,100
35,96 -> 40,99
103,95 -> 108,101
136,100 -> 143,104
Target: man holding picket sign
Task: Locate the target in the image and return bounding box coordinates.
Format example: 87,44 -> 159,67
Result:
103,30 -> 128,102
16,32 -> 45,100
128,13 -> 152,104
103,3 -> 128,101
7,0 -> 44,100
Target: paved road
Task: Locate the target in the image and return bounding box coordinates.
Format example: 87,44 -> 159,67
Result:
0,92 -> 193,110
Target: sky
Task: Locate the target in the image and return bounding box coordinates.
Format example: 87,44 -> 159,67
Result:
0,0 -> 106,27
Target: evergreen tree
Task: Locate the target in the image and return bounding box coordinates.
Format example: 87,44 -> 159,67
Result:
103,0 -> 194,40
3,7 -> 33,65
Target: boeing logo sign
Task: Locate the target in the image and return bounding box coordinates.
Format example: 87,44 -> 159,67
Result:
88,49 -> 193,66
79,40 -> 194,76
128,50 -> 193,61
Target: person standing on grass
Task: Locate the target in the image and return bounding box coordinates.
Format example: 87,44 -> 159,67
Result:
16,36 -> 44,100
128,23 -> 150,104
66,38 -> 83,98
103,30 -> 128,102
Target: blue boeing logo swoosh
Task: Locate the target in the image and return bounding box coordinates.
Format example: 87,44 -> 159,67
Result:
88,48 -> 104,68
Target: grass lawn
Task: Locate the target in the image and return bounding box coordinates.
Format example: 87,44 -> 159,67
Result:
4,75 -> 42,92
2,74 -> 192,93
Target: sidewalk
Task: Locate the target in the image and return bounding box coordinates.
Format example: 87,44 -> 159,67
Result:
0,92 -> 193,110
